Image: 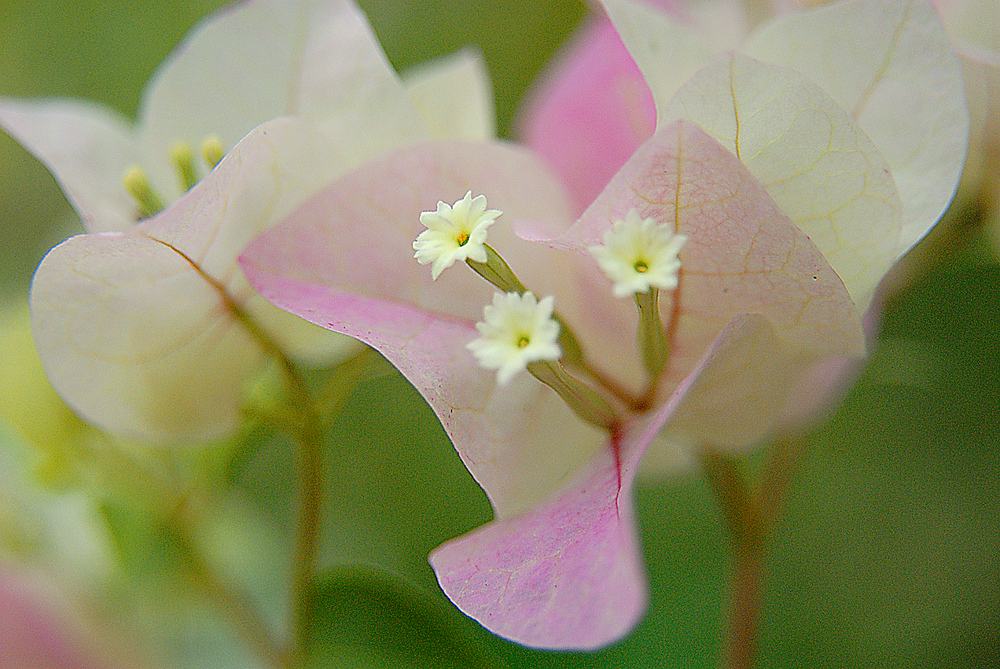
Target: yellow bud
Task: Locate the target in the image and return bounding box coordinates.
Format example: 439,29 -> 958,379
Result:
122,165 -> 165,220
170,142 -> 199,191
200,134 -> 226,169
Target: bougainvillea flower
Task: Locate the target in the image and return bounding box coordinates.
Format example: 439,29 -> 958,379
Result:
2,0 -> 494,441
238,0 -> 966,651
239,119 -> 869,647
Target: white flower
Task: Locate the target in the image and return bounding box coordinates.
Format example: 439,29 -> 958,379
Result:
414,191 -> 501,279
588,208 -> 687,297
467,291 -> 561,385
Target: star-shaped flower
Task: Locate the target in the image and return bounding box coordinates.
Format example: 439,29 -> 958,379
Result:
588,208 -> 687,296
414,191 -> 502,279
466,291 -> 561,384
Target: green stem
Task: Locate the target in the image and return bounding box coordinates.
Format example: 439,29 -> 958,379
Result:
756,435 -> 808,533
699,448 -> 764,669
701,436 -> 811,669
635,288 -> 668,382
170,520 -> 294,669
287,399 -> 323,657
466,244 -> 528,294
155,240 -> 325,661
527,360 -> 620,431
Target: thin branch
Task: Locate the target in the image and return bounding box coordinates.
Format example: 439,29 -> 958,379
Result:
170,521 -> 294,669
699,448 -> 764,669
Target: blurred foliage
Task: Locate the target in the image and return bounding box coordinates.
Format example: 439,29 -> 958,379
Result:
1,0 -> 998,667
306,566 -> 498,668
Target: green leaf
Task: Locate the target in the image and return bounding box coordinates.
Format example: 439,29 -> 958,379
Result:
305,566 -> 497,669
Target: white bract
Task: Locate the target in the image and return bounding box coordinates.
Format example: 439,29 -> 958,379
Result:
604,0 -> 969,311
1,0 -> 497,442
467,291 -> 561,384
414,190 -> 501,279
588,208 -> 687,297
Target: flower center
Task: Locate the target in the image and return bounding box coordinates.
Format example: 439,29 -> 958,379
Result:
516,334 -> 531,349
634,259 -> 649,273
456,231 -> 470,246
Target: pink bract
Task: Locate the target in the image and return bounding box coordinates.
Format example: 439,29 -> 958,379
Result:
516,17 -> 656,216
240,120 -> 861,649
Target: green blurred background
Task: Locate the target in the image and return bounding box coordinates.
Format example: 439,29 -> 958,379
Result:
1,0 -> 998,667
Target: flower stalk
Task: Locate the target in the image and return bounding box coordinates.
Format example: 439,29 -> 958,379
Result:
699,448 -> 764,669
700,434 -> 810,669
634,288 -> 667,381
527,360 -> 620,431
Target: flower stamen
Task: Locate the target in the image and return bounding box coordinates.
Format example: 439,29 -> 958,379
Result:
122,165 -> 165,220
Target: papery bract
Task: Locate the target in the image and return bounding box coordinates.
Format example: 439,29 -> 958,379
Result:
239,0 -> 966,651
516,0 -> 747,213
240,119 -> 862,648
607,0 -> 967,300
519,0 -> 967,450
934,0 -> 1000,252
4,0 -> 495,441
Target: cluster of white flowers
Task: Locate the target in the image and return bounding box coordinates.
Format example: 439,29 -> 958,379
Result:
414,195 -> 685,385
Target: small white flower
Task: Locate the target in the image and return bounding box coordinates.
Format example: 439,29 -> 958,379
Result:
414,190 -> 501,279
588,209 -> 688,297
467,291 -> 561,385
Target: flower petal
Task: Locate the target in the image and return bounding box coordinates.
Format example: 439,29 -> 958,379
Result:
599,0 -> 747,117
744,0 -> 969,256
429,438 -> 646,651
30,230 -> 267,441
515,17 -> 656,215
0,99 -> 139,233
662,53 -> 903,309
404,49 -> 496,141
30,119 -> 351,440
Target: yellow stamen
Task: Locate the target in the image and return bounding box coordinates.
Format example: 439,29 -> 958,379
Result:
171,142 -> 199,191
201,134 -> 225,169
122,165 -> 165,220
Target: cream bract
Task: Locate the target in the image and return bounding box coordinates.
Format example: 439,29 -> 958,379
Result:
6,0 -> 496,441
